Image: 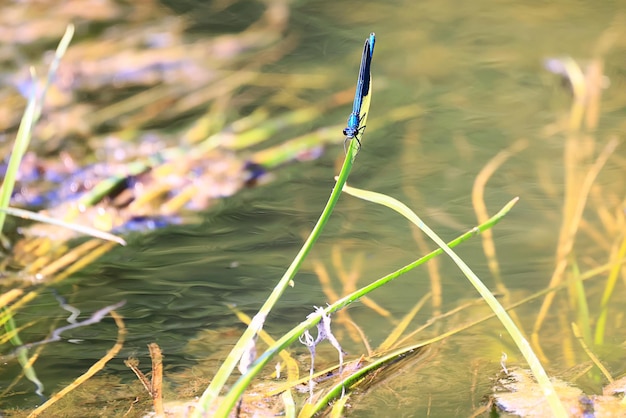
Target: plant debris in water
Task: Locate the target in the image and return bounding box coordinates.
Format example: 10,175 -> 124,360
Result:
492,368 -> 626,417
299,306 -> 345,400
0,0 -> 349,278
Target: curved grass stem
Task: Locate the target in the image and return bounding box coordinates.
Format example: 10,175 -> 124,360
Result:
200,193 -> 516,416
342,185 -> 567,418
191,138 -> 361,417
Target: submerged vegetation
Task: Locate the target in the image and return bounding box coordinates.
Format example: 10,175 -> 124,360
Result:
1,1 -> 626,417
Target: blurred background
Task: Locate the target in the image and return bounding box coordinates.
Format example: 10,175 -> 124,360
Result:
1,0 -> 626,416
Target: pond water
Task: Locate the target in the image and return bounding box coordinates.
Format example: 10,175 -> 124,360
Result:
3,0 -> 626,416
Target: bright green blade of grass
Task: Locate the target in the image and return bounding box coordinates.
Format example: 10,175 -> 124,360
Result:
191,139 -> 363,417
202,195 -> 517,416
0,78 -> 38,233
0,23 -> 75,405
341,184 -> 568,418
0,24 -> 74,233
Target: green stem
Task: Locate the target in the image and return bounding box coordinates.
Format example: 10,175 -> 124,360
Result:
191,139 -> 360,417
342,186 -> 567,418
205,196 -> 515,416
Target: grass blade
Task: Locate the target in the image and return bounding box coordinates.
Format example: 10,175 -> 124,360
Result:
0,24 -> 75,233
191,140 -> 362,417
341,184 -> 568,417
0,207 -> 126,246
204,196 -> 517,416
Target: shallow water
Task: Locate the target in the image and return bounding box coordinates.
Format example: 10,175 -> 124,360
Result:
3,0 -> 626,416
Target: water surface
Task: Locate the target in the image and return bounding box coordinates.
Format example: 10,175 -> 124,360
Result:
5,0 -> 626,416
